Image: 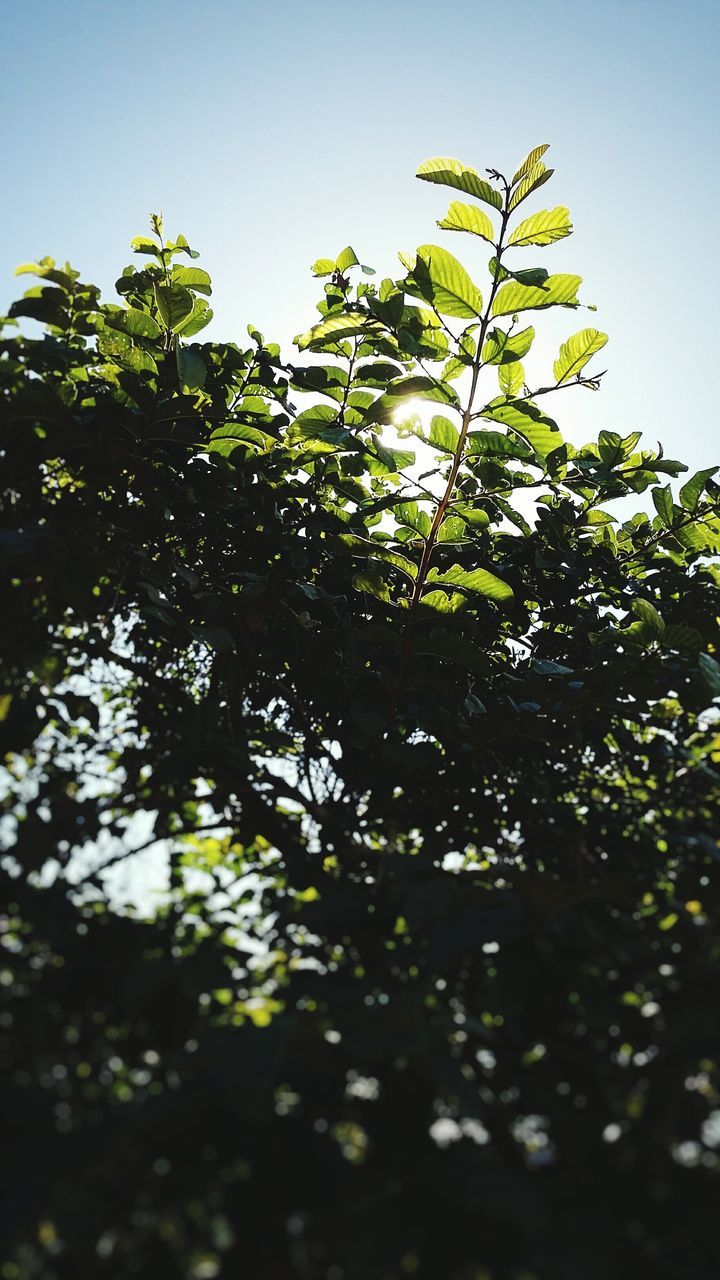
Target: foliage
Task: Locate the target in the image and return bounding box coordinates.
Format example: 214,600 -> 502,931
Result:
2,147 -> 720,1280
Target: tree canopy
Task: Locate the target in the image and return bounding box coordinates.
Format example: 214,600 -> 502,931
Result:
2,145 -> 720,1280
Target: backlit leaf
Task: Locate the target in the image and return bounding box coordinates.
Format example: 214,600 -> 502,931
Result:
295,311 -> 376,350
511,144 -> 550,186
437,202 -> 495,243
498,360 -> 524,396
154,282 -> 194,331
416,156 -> 503,209
480,398 -> 562,458
402,244 -> 483,319
492,274 -> 582,318
466,430 -> 531,460
427,562 -> 514,604
553,328 -> 608,383
652,485 -> 674,528
429,415 -> 460,454
679,467 -> 717,513
171,266 -> 212,295
508,206 -> 572,248
509,162 -> 554,211
482,325 -> 535,365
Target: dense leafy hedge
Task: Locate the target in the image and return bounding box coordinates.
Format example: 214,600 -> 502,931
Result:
2,146 -> 720,1280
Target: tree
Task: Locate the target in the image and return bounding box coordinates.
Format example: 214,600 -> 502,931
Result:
1,144 -> 720,1280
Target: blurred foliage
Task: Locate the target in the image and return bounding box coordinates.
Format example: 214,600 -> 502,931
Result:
2,147 -> 720,1279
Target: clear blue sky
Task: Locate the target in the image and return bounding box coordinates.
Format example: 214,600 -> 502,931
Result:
2,0 -> 719,470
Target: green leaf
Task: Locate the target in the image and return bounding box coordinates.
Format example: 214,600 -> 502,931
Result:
172,233 -> 199,259
402,244 -> 483,319
482,326 -> 535,365
171,266 -> 212,296
509,162 -> 554,211
553,328 -> 608,383
437,202 -> 495,244
699,652 -> 720,698
480,399 -> 562,459
429,415 -> 459,454
96,327 -> 157,375
208,424 -> 273,454
489,262 -> 549,288
340,533 -> 417,580
154,282 -> 194,331
177,346 -> 206,392
175,297 -> 213,337
597,431 -> 625,466
131,235 -> 161,257
396,502 -> 430,537
679,467 -> 717,513
295,311 -> 375,350
311,257 -> 337,277
364,377 -> 456,426
492,494 -> 532,535
106,307 -> 162,340
352,570 -> 390,602
366,436 -> 415,475
492,274 -> 582,318
436,515 -> 466,543
632,599 -> 665,636
663,624 -> 702,652
418,590 -> 467,614
453,502 -> 490,528
416,157 -> 503,210
14,257 -> 78,288
288,404 -> 350,451
427,562 -> 514,604
652,485 -> 674,528
511,144 -> 550,186
675,521 -> 714,553
336,246 -> 360,273
466,429 -> 531,460
508,206 -> 572,248
498,361 -> 524,396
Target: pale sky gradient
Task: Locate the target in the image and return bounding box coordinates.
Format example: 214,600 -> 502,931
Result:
2,0 -> 719,470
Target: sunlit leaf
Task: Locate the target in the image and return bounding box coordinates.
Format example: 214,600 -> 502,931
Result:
466,430 -> 531,460
437,201 -> 495,243
652,485 -> 674,528
416,156 -> 503,209
508,206 -> 572,248
491,274 -> 582,318
154,282 -> 194,331
479,398 -> 562,458
427,562 -> 514,603
679,467 -> 717,513
482,325 -> 535,365
171,266 -> 212,295
402,244 -> 483,319
509,162 -> 554,211
295,311 -> 376,350
498,360 -> 524,396
553,328 -> 608,383
106,307 -> 162,340
511,144 -> 550,186
429,415 -> 460,454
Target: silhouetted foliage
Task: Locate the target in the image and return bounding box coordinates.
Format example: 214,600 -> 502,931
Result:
2,148 -> 720,1280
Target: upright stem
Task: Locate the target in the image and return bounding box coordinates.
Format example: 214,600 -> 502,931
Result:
389,188 -> 512,717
